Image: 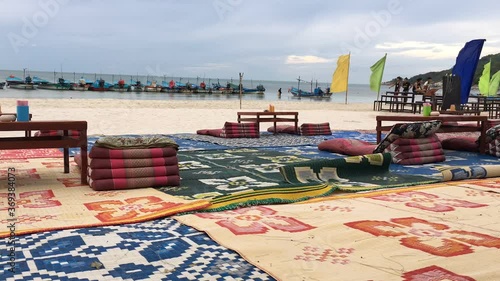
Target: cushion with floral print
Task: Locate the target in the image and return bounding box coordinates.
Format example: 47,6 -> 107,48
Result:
482,124 -> 500,145
373,120 -> 442,153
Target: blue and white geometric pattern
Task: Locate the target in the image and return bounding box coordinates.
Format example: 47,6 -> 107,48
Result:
1,218 -> 274,281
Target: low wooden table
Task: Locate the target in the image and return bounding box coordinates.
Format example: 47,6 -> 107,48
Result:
237,111 -> 299,134
376,115 -> 488,154
0,121 -> 88,183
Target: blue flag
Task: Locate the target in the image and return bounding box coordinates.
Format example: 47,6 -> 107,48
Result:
452,39 -> 486,104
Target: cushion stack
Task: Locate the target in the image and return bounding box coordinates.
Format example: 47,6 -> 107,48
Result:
75,135 -> 180,190
299,123 -> 332,136
384,134 -> 445,165
374,120 -> 445,165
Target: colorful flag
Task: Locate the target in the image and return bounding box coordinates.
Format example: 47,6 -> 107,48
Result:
478,60 -> 491,95
330,54 -> 350,93
489,71 -> 500,97
369,54 -> 387,94
451,39 -> 486,103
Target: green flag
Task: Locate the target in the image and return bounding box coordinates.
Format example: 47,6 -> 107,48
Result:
478,60 -> 491,95
488,70 -> 500,97
370,54 -> 387,95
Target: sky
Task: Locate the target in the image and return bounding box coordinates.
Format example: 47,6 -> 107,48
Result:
1,0 -> 500,84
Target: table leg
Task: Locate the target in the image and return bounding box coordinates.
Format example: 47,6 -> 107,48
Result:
63,129 -> 69,173
80,129 -> 88,184
63,147 -> 69,173
479,120 -> 487,154
376,120 -> 382,143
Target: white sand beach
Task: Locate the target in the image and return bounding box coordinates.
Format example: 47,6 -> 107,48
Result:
0,98 -> 391,135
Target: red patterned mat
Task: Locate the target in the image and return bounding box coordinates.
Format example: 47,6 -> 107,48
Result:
0,148 -> 63,159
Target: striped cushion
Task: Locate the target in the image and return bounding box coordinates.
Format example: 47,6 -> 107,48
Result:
299,123 -> 331,136
34,130 -> 81,137
221,122 -> 260,138
385,134 -> 445,165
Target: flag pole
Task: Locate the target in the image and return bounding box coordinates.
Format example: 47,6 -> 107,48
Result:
376,53 -> 387,101
345,52 -> 351,104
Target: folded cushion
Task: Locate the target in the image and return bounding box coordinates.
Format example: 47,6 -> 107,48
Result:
318,138 -> 376,156
383,134 -> 445,165
88,175 -> 181,191
89,146 -> 178,159
300,123 -> 332,136
267,125 -> 297,134
95,135 -> 178,149
197,128 -> 224,137
488,139 -> 500,157
441,137 -> 479,152
386,134 -> 442,153
87,165 -> 179,180
34,130 -> 81,137
75,154 -> 178,169
374,120 -> 442,153
395,154 -> 446,165
221,122 -> 260,138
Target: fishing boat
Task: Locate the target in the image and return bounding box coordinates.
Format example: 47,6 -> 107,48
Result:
37,78 -> 72,90
144,80 -> 162,92
243,84 -> 265,94
109,79 -> 129,92
70,77 -> 91,91
88,78 -> 113,91
289,87 -> 331,98
289,77 -> 332,98
129,80 -> 144,92
6,75 -> 37,90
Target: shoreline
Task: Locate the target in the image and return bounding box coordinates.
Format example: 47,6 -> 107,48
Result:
0,98 -> 382,135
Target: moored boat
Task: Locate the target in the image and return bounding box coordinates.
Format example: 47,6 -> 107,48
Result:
144,80 -> 162,92
109,79 -> 129,92
6,75 -> 37,90
89,79 -> 113,91
37,77 -> 72,90
289,86 -> 332,98
71,78 -> 91,91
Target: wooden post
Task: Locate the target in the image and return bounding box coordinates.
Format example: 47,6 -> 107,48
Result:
239,72 -> 244,109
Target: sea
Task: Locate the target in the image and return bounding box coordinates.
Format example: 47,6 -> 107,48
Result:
0,69 -> 400,104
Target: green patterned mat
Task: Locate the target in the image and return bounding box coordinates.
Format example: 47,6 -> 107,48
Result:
158,149 -> 438,211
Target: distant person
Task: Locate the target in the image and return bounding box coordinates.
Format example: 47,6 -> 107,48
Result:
423,77 -> 432,92
278,88 -> 282,99
412,78 -> 424,94
394,76 -> 402,93
401,77 -> 411,102
402,77 -> 411,92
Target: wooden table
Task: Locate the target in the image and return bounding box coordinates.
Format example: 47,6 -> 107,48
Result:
0,121 -> 88,183
376,115 -> 488,154
237,111 -> 299,134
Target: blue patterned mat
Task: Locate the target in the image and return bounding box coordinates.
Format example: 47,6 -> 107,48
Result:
1,218 -> 274,280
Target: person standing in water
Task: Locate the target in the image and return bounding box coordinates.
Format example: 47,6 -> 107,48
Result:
278,88 -> 282,99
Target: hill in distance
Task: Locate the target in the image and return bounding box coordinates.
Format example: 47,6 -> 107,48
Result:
387,52 -> 500,85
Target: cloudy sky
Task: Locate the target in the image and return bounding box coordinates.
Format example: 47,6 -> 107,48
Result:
1,0 -> 500,84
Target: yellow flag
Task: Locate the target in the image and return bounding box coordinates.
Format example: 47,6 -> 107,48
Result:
330,54 -> 350,93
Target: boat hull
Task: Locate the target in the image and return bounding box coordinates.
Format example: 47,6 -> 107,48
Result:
9,84 -> 37,90
144,86 -> 162,92
37,84 -> 72,90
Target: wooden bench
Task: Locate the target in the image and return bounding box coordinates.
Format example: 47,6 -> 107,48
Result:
237,111 -> 299,134
0,121 -> 88,184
